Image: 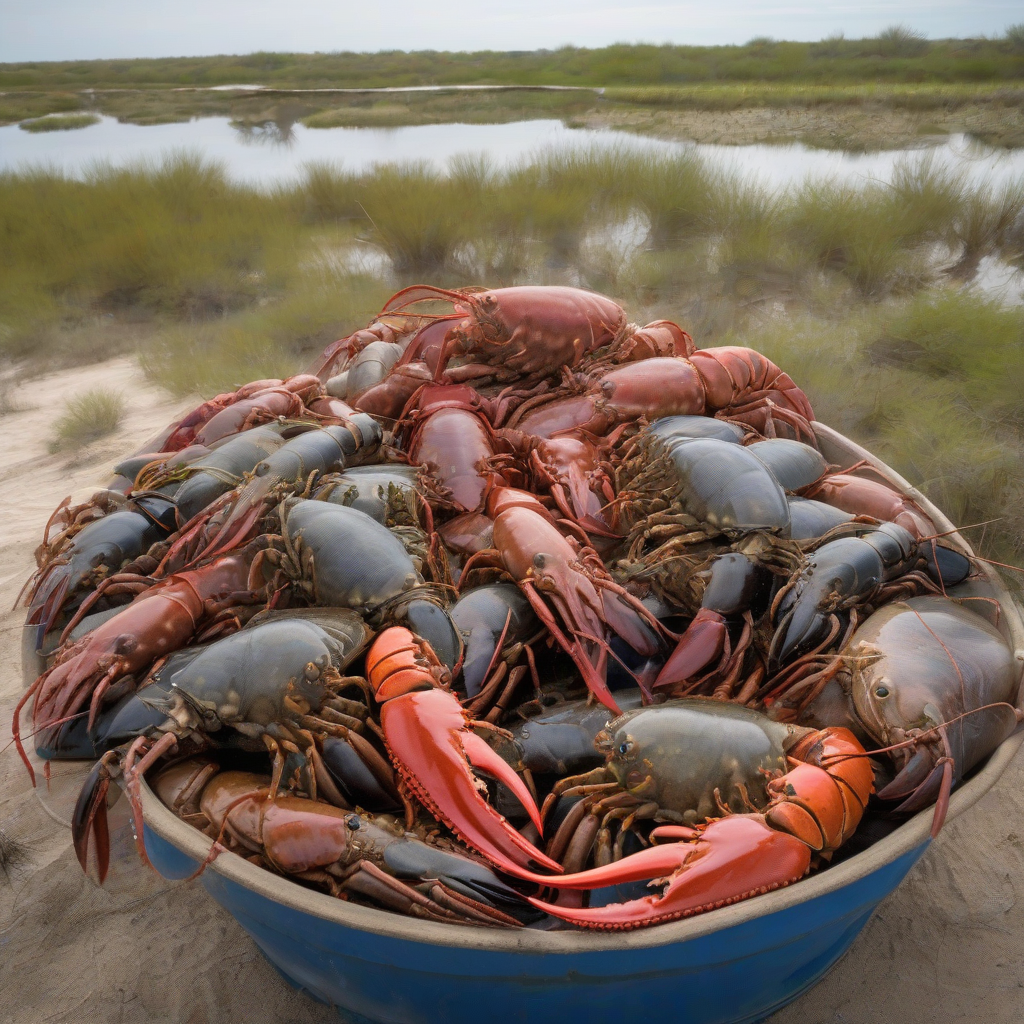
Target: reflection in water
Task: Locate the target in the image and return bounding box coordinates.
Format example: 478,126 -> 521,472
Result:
230,103 -> 310,147
1,115 -> 1023,193
232,120 -> 296,147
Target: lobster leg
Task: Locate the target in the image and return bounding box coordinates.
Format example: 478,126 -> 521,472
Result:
528,816 -> 811,930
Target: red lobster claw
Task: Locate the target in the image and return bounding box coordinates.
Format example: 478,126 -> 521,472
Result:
367,627 -> 563,880
527,816 -> 810,930
653,607 -> 728,690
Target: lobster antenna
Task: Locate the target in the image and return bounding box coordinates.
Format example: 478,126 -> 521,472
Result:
818,701 -> 1023,766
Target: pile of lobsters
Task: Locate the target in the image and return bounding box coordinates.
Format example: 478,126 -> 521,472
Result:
17,284 -> 1023,931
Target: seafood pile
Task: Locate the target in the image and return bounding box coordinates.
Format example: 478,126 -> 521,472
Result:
16,284 -> 1023,932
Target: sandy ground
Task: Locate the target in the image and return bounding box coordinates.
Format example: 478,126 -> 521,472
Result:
580,102 -> 1024,150
1,357 -> 1023,1023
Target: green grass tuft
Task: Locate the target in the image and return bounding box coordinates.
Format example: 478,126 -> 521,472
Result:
49,389 -> 125,451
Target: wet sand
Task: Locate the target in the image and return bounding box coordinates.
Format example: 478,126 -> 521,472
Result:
1,357 -> 1022,1023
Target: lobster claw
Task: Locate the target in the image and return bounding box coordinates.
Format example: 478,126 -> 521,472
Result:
877,747 -> 953,838
368,628 -> 563,881
528,816 -> 811,930
71,754 -> 117,883
768,603 -> 832,671
653,608 -> 727,690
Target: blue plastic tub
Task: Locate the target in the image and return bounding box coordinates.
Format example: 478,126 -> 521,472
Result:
142,811 -> 933,1024
130,424 -> 1024,1022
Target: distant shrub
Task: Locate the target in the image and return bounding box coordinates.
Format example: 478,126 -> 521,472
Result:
876,25 -> 928,57
814,31 -> 847,58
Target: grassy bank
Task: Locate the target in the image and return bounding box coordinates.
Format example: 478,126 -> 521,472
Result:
4,31 -> 1024,91
3,82 -> 1023,149
2,150 -> 1023,564
603,81 -> 1024,111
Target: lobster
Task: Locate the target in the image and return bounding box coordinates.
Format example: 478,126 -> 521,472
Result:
803,469 -> 935,539
400,385 -> 512,514
159,374 -> 325,452
23,495 -> 176,641
461,497 -> 666,713
157,763 -> 529,926
70,608 -> 379,882
378,284 -> 629,383
177,417 -> 383,565
526,434 -> 619,538
14,542 -> 268,785
505,347 -> 816,444
527,701 -> 874,929
802,595 -> 1022,836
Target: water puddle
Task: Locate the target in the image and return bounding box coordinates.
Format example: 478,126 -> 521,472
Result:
1,115 -> 1022,192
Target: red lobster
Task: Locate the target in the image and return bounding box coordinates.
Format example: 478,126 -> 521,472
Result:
803,469 -> 934,539
378,285 -> 629,382
159,374 -> 326,452
462,496 -> 665,713
14,545 -> 264,782
507,348 -> 816,445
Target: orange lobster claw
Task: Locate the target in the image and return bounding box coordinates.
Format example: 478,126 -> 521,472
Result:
528,815 -> 811,930
367,627 -> 563,881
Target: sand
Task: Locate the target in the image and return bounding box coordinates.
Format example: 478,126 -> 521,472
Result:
1,357 -> 1022,1023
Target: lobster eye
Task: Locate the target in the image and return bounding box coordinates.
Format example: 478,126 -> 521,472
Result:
618,741 -> 631,756
345,815 -> 361,829
875,686 -> 890,698
533,553 -> 547,570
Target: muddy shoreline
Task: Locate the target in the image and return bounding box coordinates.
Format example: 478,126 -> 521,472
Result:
578,101 -> 1024,150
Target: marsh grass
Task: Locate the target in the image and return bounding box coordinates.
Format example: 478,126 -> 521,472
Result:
786,157 -> 971,295
602,82 -> 1024,111
0,92 -> 82,126
4,37 -> 1024,91
876,25 -> 929,58
49,388 -> 126,452
4,150 -> 1024,563
19,113 -> 100,132
357,162 -> 480,277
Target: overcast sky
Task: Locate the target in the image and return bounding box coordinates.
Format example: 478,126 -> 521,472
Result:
3,1 -> 1022,63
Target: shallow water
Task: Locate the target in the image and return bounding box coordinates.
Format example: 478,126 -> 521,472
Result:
2,115 -> 1023,191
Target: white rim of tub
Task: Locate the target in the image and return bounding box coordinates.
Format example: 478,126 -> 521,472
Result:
138,421 -> 1024,953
